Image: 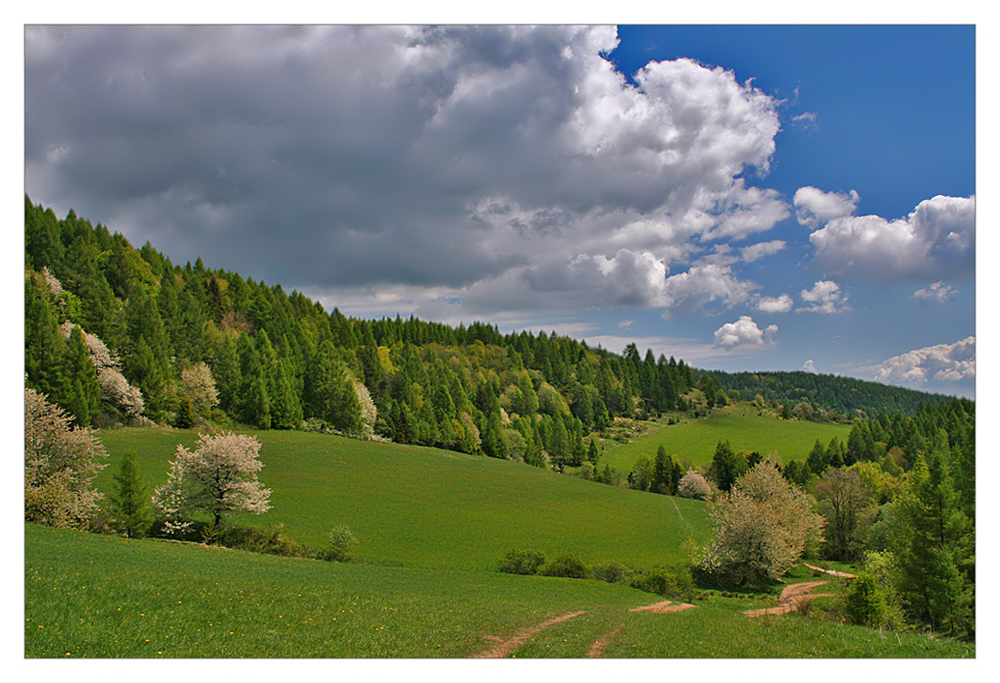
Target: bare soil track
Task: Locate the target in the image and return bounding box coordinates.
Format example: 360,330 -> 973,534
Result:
743,580 -> 837,617
473,610 -> 586,658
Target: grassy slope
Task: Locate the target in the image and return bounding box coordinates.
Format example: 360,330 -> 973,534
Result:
95,427 -> 710,570
25,526 -> 973,659
602,404 -> 853,475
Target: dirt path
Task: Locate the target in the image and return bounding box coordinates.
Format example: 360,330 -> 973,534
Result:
586,600 -> 696,658
743,580 -> 837,617
472,610 -> 586,658
586,621 -> 623,658
629,600 -> 696,614
803,562 -> 856,578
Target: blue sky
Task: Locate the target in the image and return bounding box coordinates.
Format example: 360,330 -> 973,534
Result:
23,24 -> 976,397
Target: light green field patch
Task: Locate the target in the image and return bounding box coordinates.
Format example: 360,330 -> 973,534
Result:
96,427 -> 710,570
602,405 -> 852,475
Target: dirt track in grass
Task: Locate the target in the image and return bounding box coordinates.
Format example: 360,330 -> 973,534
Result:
472,611 -> 587,658
743,580 -> 837,617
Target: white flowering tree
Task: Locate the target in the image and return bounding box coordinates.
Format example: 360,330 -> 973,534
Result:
701,460 -> 825,585
60,320 -> 144,418
24,387 -> 107,528
677,469 -> 712,501
152,432 -> 271,532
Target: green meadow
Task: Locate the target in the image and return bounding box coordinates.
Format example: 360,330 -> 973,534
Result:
25,525 -> 973,658
95,427 -> 710,570
601,405 -> 853,475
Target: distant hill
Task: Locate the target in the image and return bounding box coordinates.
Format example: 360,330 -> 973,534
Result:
698,369 -> 955,418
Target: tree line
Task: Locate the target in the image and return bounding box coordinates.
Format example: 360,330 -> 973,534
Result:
25,196 -> 698,469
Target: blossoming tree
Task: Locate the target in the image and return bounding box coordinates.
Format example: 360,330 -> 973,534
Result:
152,432 -> 271,532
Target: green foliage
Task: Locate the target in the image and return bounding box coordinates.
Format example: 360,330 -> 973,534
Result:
324,524 -> 359,562
497,548 -> 546,575
627,564 -> 695,601
889,452 -> 974,638
108,451 -> 153,538
538,554 -> 588,579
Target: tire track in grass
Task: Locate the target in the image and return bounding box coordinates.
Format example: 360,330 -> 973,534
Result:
588,601 -> 696,658
472,611 -> 586,658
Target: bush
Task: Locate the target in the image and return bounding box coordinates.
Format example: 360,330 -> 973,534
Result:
324,524 -> 359,562
217,524 -> 306,557
590,561 -> 629,584
497,548 -> 546,575
628,564 -> 695,600
677,470 -> 712,500
538,554 -> 588,579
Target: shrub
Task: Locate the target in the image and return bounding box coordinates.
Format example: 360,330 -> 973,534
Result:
497,548 -> 546,575
218,524 -> 306,557
677,470 -> 712,500
628,564 -> 695,600
324,524 -> 359,562
539,554 -> 588,579
590,561 -> 629,584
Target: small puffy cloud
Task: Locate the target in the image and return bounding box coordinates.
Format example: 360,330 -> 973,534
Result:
755,293 -> 794,313
794,186 -> 859,228
872,337 -> 975,386
740,239 -> 786,263
713,316 -> 778,349
808,194 -> 975,281
619,319 -> 633,330
797,280 -> 850,314
803,359 -> 817,373
911,281 -> 957,304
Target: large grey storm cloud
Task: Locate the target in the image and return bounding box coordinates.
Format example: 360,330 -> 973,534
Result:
26,25 -> 788,316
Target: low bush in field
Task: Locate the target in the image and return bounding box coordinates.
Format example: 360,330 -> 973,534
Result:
628,564 -> 695,601
322,524 -> 359,562
538,554 -> 588,579
497,548 -> 546,575
218,524 -> 307,557
590,561 -> 629,584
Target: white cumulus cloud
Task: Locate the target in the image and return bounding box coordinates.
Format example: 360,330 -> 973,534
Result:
713,316 -> 777,349
755,293 -> 794,313
808,194 -> 975,281
794,186 -> 860,228
740,239 -> 786,263
871,337 -> 975,386
797,280 -> 850,314
911,281 -> 957,304
803,359 -> 818,373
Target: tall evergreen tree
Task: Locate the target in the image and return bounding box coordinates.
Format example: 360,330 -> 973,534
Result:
109,451 -> 154,538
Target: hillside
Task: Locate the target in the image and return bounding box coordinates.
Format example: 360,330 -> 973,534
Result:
601,404 -> 853,475
95,427 -> 711,569
26,525 -> 973,658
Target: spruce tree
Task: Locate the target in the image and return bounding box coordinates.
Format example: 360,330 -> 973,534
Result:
109,451 -> 153,538
891,452 -> 974,638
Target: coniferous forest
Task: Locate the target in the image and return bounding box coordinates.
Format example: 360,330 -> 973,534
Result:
24,195 -> 965,467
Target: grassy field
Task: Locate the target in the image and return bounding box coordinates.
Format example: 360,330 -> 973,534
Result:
95,426 -> 710,570
601,405 -> 853,475
25,525 -> 974,659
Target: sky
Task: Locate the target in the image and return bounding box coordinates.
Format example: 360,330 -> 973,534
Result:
22,23 -> 977,398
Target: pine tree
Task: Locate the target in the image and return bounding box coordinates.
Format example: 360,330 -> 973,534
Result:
891,452 -> 974,638
109,451 -> 153,538
62,325 -> 101,426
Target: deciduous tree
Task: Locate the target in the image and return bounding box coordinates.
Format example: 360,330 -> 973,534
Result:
152,432 -> 271,532
24,387 -> 107,528
702,460 -> 824,585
